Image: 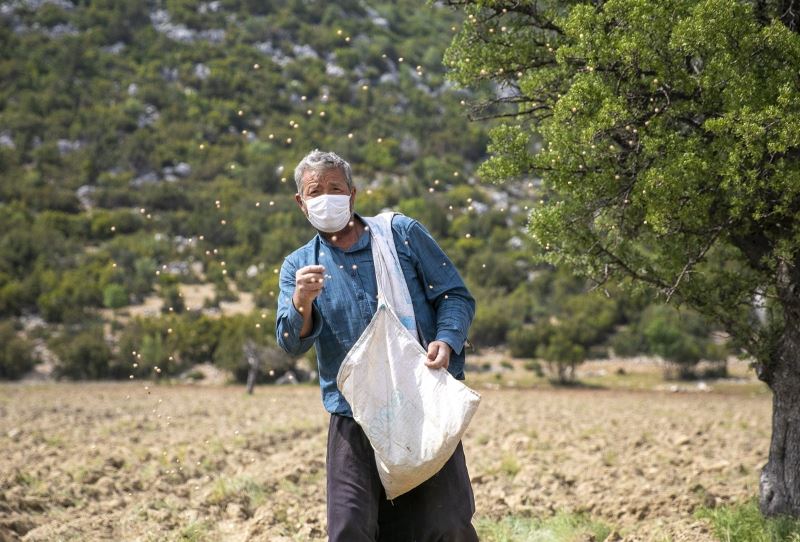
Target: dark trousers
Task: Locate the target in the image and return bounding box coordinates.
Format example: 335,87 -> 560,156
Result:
326,413 -> 479,542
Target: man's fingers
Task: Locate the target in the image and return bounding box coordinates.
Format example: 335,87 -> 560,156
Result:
424,344 -> 446,369
295,266 -> 325,304
425,357 -> 446,369
424,342 -> 451,370
296,266 -> 325,289
296,265 -> 325,277
298,279 -> 324,290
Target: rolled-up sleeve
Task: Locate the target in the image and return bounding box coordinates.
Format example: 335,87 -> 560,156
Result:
406,220 -> 475,356
275,257 -> 323,356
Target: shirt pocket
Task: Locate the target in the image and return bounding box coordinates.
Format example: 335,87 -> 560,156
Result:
317,285 -> 361,352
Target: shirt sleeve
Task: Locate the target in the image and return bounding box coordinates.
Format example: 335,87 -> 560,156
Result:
275,257 -> 324,356
405,219 -> 475,356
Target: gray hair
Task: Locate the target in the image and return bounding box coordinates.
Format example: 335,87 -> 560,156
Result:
293,149 -> 353,194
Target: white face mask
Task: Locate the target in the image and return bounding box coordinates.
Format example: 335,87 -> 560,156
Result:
303,194 -> 352,233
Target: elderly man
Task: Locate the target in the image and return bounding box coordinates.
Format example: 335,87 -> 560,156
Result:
276,149 -> 478,542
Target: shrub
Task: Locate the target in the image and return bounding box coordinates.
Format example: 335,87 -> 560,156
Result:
116,313 -> 225,377
536,327 -> 586,384
161,285 -> 185,314
465,252 -> 524,294
507,324 -> 539,358
469,287 -> 529,346
609,325 -> 646,357
89,210 -> 144,240
37,268 -> 104,323
0,279 -> 26,317
52,328 -> 114,379
470,301 -> 514,346
213,315 -> 294,383
0,321 -> 37,379
524,360 -> 544,377
103,284 -> 129,309
526,291 -> 620,383
138,332 -> 168,375
640,305 -> 727,380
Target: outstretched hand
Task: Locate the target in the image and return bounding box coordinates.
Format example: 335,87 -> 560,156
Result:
425,340 -> 452,370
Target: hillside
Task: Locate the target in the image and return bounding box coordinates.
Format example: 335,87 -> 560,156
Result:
0,0 -> 548,379
0,1 -> 726,382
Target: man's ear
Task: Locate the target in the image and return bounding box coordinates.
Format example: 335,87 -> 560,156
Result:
294,193 -> 305,212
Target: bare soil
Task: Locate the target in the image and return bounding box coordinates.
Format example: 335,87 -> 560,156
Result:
0,372 -> 771,541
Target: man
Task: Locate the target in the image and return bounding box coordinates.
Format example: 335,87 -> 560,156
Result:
276,149 -> 478,542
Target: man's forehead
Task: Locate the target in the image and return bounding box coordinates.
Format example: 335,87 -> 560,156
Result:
303,168 -> 348,185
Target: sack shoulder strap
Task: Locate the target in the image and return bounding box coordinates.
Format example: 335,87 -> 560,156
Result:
365,211 -> 398,232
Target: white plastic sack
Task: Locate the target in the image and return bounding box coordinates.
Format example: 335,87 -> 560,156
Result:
336,213 -> 481,500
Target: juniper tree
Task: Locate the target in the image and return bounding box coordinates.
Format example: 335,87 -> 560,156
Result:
442,0 -> 800,516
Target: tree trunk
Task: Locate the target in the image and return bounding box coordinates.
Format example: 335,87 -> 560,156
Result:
759,263 -> 800,516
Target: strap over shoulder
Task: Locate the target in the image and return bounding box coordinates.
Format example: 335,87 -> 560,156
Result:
365,210 -> 399,233
362,211 -> 419,342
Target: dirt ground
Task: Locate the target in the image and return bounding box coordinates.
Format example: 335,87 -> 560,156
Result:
0,366 -> 771,542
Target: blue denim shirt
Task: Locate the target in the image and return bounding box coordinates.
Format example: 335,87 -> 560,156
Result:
275,211 -> 476,417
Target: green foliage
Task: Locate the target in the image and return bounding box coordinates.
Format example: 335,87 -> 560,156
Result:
609,325 -> 646,358
213,314 -> 291,383
0,321 -> 37,380
445,0 -> 800,370
524,359 -> 544,376
0,0 -> 743,385
89,210 -> 144,240
507,324 -> 539,358
0,278 -> 29,318
696,496 -> 800,542
117,313 -> 219,376
531,290 -> 621,382
160,285 -> 185,314
114,310 -> 285,380
138,332 -> 168,375
639,304 -> 727,378
469,285 -> 530,346
536,327 -> 586,383
103,284 -> 129,309
51,327 -> 115,379
609,303 -> 727,377
38,268 -> 104,323
0,0 -> 493,343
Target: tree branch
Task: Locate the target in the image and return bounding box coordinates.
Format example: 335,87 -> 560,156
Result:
468,104 -> 552,121
665,223 -> 728,302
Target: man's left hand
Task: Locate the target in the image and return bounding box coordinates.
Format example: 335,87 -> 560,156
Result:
425,340 -> 452,370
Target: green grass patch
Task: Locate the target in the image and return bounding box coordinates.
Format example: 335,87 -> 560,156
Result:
206,475 -> 267,510
696,496 -> 800,542
500,454 -> 521,477
174,520 -> 214,542
474,512 -> 612,542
